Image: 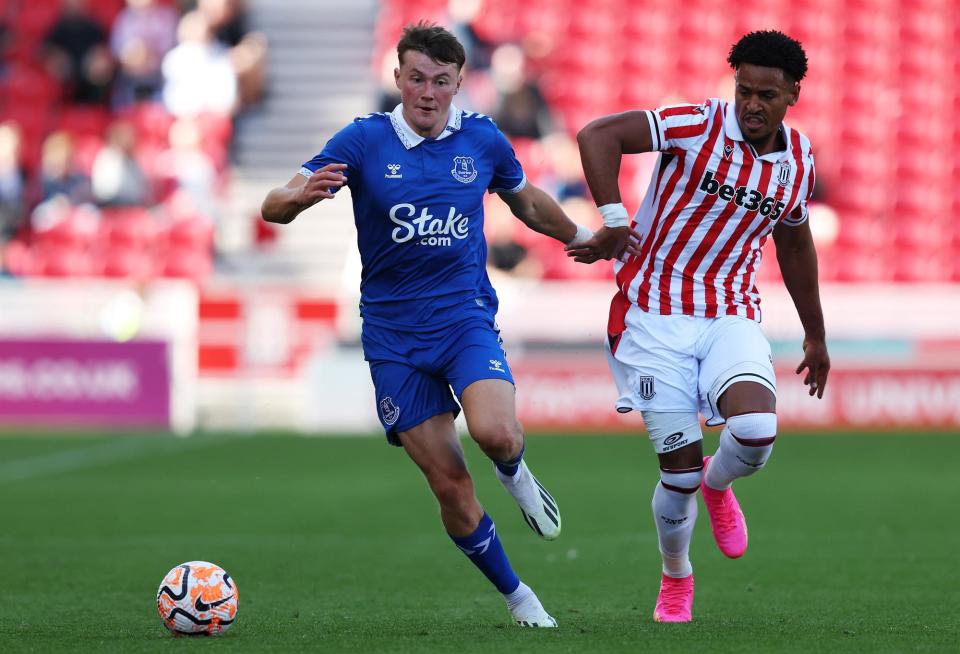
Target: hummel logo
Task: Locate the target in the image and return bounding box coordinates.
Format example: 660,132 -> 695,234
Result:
385,163 -> 402,179
195,595 -> 234,612
489,359 -> 505,372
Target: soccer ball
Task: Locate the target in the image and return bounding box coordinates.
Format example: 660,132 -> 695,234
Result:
156,561 -> 239,635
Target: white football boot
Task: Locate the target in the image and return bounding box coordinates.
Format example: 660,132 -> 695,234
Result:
505,582 -> 558,628
495,460 -> 561,540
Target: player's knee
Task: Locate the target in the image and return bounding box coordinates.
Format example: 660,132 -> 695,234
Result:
641,411 -> 703,455
659,466 -> 703,494
428,468 -> 476,513
725,412 -> 777,468
472,418 -> 523,461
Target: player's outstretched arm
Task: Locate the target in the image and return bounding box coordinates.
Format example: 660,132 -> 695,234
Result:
497,183 -> 592,246
773,220 -> 830,398
261,163 -> 348,224
567,111 -> 655,263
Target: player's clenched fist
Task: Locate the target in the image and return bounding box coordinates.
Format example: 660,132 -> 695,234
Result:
298,163 -> 348,205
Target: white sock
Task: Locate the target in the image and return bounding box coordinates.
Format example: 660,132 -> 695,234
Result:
706,415 -> 776,490
652,480 -> 697,578
503,581 -> 533,610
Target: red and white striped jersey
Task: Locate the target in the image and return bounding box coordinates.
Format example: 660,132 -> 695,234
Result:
611,98 -> 815,327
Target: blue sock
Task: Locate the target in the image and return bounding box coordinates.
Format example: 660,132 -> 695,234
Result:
449,513 -> 521,594
493,446 -> 524,477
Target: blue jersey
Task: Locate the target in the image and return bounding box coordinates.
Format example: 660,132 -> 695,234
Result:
300,104 -> 526,329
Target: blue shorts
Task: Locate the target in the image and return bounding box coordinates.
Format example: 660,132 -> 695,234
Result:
361,314 -> 515,446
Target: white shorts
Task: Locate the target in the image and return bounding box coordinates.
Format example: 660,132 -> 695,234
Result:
605,307 -> 776,426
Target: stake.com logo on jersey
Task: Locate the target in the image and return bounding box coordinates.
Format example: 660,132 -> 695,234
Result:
699,170 -> 786,220
389,203 -> 470,247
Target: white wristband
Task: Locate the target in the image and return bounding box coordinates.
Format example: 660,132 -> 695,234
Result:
566,223 -> 593,247
598,203 -> 629,228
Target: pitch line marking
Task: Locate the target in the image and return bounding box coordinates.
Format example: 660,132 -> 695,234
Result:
0,437 -> 216,484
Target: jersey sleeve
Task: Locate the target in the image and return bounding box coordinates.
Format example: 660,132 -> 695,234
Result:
644,101 -> 713,153
299,120 -> 365,182
487,129 -> 527,194
781,154 -> 816,227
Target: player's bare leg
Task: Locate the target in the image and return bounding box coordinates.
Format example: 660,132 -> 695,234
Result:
702,382 -> 777,558
461,379 -> 562,540
648,420 -> 703,623
399,413 -> 556,628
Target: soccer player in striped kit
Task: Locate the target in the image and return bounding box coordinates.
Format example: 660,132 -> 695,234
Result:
262,23 -> 594,628
568,30 -> 831,622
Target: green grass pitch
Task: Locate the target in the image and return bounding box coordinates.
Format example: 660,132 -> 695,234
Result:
0,431 -> 957,653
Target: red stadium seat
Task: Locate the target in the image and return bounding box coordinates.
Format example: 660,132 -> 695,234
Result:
99,245 -> 156,280
56,106 -> 112,138
32,207 -> 99,250
100,208 -> 158,250
2,240 -> 36,277
4,64 -> 61,107
167,215 -> 214,250
13,1 -> 61,42
159,247 -> 213,283
34,244 -> 95,278
122,102 -> 175,146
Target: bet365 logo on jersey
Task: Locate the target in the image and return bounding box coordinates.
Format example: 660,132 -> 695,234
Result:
389,203 -> 469,247
699,170 -> 786,219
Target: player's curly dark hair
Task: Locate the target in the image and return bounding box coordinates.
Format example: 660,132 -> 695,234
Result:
727,30 -> 808,82
397,22 -> 466,70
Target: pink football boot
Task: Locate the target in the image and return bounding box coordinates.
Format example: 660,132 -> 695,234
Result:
653,573 -> 694,623
701,456 -> 748,558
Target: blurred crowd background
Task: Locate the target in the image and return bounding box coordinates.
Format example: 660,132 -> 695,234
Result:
0,0 -> 957,434
2,0 -> 957,287
0,0 -> 265,281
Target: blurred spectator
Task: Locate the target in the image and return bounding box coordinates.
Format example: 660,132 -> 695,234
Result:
448,0 -> 494,71
42,0 -> 114,105
196,0 -> 266,108
539,132 -> 587,201
155,118 -> 219,218
484,196 -> 543,279
161,11 -> 237,118
376,49 -> 402,114
91,121 -> 150,206
111,0 -> 179,106
0,122 -> 25,239
490,43 -> 555,139
38,131 -> 91,204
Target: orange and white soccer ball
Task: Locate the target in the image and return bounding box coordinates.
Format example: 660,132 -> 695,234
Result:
156,561 -> 239,635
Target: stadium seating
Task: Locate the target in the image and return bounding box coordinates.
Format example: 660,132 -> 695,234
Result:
378,0 -> 958,283
0,0 -> 228,285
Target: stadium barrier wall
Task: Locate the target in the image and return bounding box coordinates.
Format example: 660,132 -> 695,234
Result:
0,280 -> 198,434
0,338 -> 171,429
196,280 -> 959,433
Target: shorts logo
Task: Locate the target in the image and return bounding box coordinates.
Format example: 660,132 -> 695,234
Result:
451,156 -> 478,184
489,359 -> 505,373
660,515 -> 689,525
639,375 -> 656,401
379,396 -> 401,426
663,432 -> 684,447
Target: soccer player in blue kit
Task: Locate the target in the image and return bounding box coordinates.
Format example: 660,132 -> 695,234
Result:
261,23 -> 594,628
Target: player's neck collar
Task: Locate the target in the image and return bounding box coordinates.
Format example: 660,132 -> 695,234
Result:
723,102 -> 792,161
390,104 -> 462,149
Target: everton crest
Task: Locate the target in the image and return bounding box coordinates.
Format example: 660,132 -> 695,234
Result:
379,396 -> 401,426
451,156 -> 478,184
